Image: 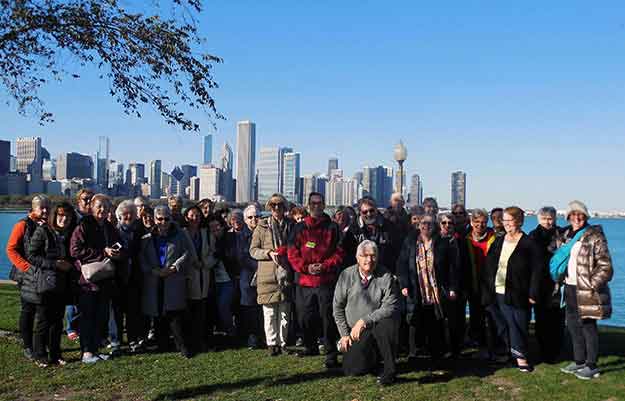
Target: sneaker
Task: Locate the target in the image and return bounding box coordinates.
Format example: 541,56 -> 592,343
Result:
97,354 -> 111,361
247,334 -> 259,350
560,362 -> 586,375
23,348 -> 34,360
518,364 -> 534,373
50,358 -> 67,366
377,374 -> 396,386
35,359 -> 48,368
82,354 -> 99,364
295,337 -> 304,347
575,366 -> 600,380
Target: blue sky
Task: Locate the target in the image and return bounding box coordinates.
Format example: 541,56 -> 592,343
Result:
2,1 -> 625,210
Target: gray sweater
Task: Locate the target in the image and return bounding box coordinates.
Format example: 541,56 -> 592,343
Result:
333,264 -> 400,337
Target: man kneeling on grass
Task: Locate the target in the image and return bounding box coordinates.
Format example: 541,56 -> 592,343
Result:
333,240 -> 400,386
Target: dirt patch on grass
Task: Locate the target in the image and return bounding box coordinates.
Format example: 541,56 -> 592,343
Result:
486,376 -> 521,398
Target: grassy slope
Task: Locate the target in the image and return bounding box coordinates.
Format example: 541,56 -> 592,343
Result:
0,284 -> 624,401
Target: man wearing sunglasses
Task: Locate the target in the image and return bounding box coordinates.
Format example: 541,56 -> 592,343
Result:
288,192 -> 344,369
349,197 -> 402,276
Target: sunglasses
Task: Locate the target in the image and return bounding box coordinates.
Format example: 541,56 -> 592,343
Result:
155,217 -> 170,222
361,209 -> 376,215
269,203 -> 284,208
440,221 -> 452,225
247,215 -> 260,220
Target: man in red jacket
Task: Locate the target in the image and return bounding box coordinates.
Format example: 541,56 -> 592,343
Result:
288,192 -> 344,368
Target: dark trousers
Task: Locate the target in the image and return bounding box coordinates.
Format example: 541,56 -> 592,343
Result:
19,299 -> 37,350
534,301 -> 565,362
444,295 -> 466,355
296,284 -> 339,361
110,284 -> 143,344
565,285 -> 599,367
155,310 -> 187,353
343,318 -> 398,379
239,304 -> 262,341
488,294 -> 530,360
79,290 -> 110,354
409,304 -> 446,359
187,298 -> 207,352
33,299 -> 65,362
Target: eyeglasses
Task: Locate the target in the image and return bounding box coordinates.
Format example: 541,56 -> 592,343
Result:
440,221 -> 452,225
80,197 -> 92,203
269,203 -> 283,208
247,215 -> 260,220
361,209 -> 376,215
155,217 -> 170,222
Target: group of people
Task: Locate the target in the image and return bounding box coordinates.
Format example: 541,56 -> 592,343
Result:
6,189 -> 614,386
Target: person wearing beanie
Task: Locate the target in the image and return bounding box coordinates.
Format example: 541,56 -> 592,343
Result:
553,201 -> 613,380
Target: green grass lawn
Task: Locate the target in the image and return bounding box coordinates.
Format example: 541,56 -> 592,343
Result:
0,283 -> 624,401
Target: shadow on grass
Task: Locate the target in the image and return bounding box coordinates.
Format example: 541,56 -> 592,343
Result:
152,376 -> 271,401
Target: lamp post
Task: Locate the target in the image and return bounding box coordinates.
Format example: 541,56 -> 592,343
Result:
393,141 -> 407,196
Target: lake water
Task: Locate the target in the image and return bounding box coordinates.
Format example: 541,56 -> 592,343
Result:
1,211 -> 623,326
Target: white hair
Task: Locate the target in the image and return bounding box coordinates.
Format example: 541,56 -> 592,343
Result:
116,200 -> 136,221
243,205 -> 259,218
356,240 -> 378,257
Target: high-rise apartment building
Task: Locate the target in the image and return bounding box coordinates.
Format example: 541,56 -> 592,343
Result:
219,142 -> 234,201
409,174 -> 423,206
96,136 -> 110,188
236,120 -> 256,202
282,152 -> 301,203
451,171 -> 466,207
149,160 -> 162,199
16,136 -> 42,176
128,163 -> 146,185
199,164 -> 221,200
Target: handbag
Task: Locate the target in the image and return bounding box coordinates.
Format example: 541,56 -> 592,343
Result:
81,258 -> 116,282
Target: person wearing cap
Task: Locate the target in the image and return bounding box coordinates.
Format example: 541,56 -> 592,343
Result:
6,194 -> 51,361
554,201 -> 613,380
528,206 -> 565,363
250,194 -> 295,356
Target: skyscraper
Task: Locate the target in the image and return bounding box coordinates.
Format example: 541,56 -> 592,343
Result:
199,164 -> 221,200
16,136 -> 42,176
220,142 -> 234,201
108,160 -> 124,189
236,120 -> 256,202
328,157 -> 338,178
409,174 -> 423,206
42,159 -> 56,181
57,152 -> 93,180
149,160 -> 162,199
203,135 -> 213,165
282,152 -> 301,203
362,165 -> 393,207
258,147 -> 283,203
128,163 -> 146,185
0,140 -> 10,176
96,136 -> 110,188
451,171 -> 467,207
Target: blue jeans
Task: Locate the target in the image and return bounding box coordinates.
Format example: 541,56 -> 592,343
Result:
65,304 -> 80,335
215,281 -> 235,336
489,294 -> 530,359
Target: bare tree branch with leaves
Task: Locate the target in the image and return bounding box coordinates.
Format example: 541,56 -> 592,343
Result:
0,0 -> 223,131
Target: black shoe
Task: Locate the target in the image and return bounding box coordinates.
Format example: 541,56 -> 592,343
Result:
518,364 -> 534,373
281,346 -> 294,355
180,348 -> 195,359
377,374 -> 395,386
325,359 -> 340,369
296,347 -> 319,357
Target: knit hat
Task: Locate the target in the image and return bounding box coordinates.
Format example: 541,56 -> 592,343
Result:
566,200 -> 589,219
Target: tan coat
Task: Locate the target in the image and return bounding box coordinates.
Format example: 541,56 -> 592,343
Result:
568,225 -> 613,320
249,218 -> 290,305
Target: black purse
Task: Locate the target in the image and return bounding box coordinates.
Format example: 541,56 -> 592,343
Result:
37,269 -> 66,294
